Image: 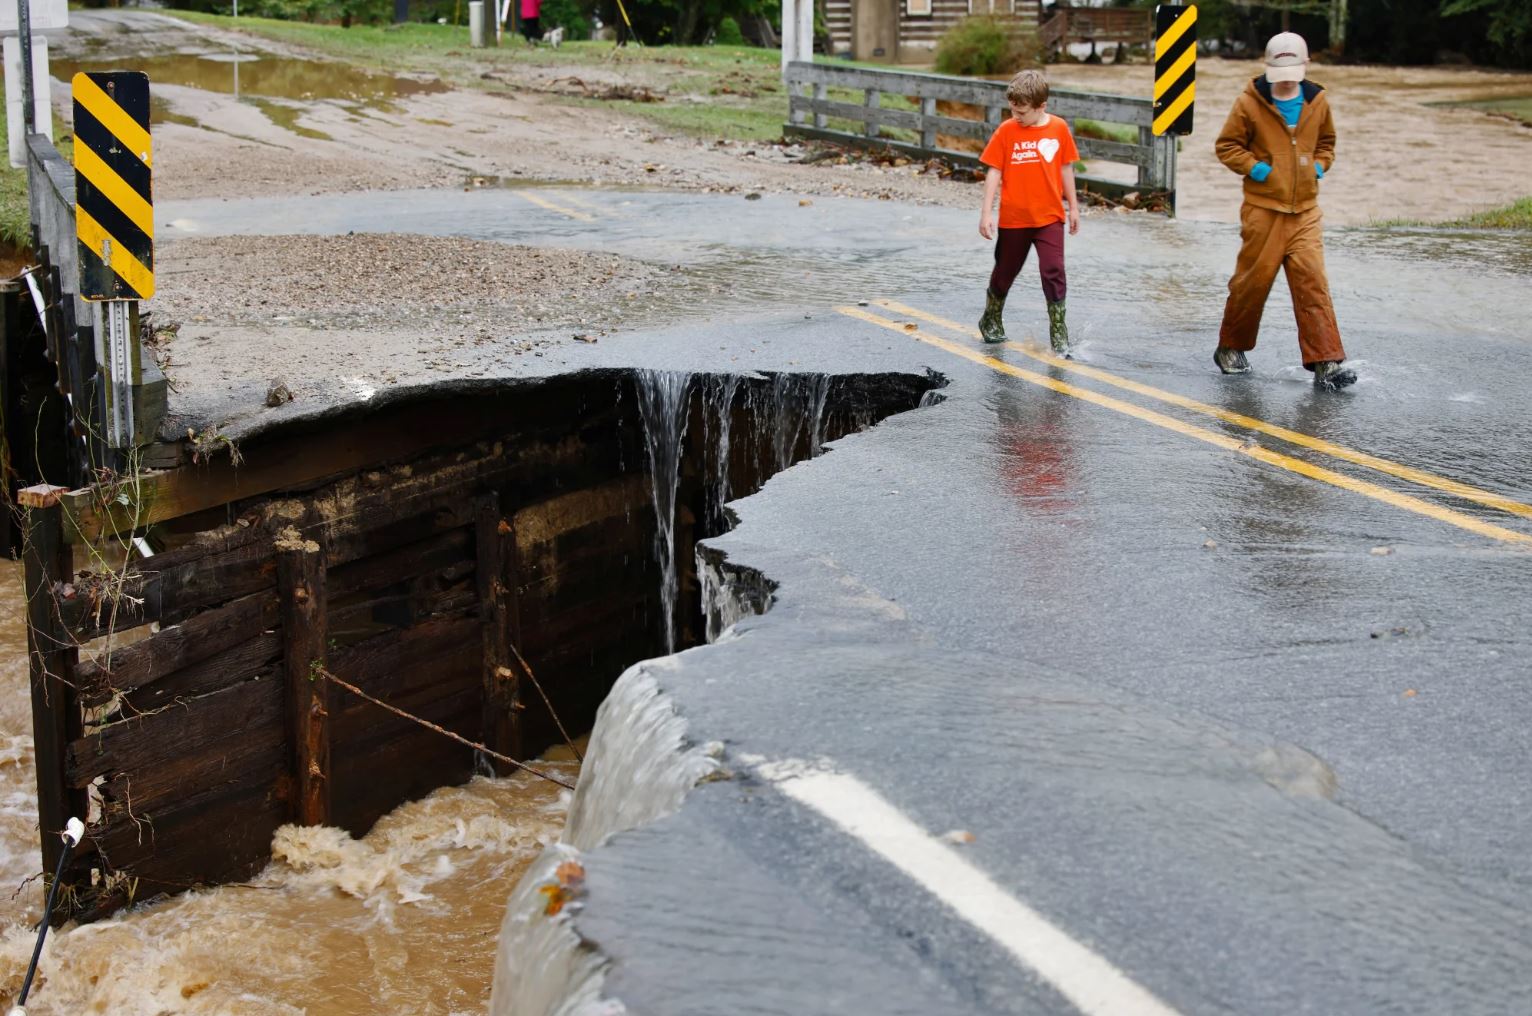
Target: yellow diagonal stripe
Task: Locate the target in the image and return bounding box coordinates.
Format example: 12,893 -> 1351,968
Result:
840,305 -> 1532,548
77,206 -> 155,299
72,73 -> 152,169
74,143 -> 154,240
1153,82 -> 1196,136
513,191 -> 594,222
1154,6 -> 1197,61
1154,44 -> 1197,101
876,298 -> 1532,522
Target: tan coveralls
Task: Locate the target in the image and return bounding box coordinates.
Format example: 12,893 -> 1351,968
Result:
1215,77 -> 1345,368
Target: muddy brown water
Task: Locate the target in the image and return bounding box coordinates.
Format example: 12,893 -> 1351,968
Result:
52,53 -> 448,108
0,559 -> 575,1015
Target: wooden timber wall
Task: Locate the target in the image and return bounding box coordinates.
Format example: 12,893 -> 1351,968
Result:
22,370 -> 933,922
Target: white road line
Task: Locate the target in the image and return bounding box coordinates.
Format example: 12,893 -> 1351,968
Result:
761,760 -> 1182,1016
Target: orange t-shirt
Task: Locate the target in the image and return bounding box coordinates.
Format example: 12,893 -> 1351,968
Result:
980,114 -> 1080,229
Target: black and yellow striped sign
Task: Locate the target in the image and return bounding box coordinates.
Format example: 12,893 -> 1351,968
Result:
1153,5 -> 1196,137
73,72 -> 154,301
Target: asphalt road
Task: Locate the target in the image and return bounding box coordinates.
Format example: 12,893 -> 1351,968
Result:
158,186 -> 1532,1014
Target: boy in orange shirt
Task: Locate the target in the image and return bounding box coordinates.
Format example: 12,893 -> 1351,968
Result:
978,70 -> 1081,353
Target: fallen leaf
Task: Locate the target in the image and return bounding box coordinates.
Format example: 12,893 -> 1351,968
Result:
940,829 -> 976,845
1402,689 -> 1417,698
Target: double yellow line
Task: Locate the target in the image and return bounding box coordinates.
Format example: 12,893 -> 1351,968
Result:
513,190 -> 595,222
839,300 -> 1532,547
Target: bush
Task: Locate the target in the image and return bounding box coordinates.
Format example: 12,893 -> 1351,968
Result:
934,15 -> 1042,76
714,15 -> 744,43
541,0 -> 593,39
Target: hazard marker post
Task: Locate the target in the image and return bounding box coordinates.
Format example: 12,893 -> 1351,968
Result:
1153,5 -> 1197,137
72,70 -> 160,450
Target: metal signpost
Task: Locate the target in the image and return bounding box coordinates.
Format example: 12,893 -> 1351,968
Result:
73,71 -> 155,450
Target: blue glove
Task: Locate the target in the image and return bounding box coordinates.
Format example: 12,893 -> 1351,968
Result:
1315,163 -> 1325,179
1250,162 -> 1272,183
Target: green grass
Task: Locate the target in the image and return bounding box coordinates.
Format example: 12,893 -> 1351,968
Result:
0,75 -> 74,251
1075,118 -> 1136,144
1378,197 -> 1532,230
164,12 -> 802,140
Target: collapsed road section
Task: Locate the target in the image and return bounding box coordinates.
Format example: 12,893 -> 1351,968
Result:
4,366 -> 936,922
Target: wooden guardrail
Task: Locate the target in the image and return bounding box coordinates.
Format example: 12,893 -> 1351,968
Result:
783,61 -> 1177,211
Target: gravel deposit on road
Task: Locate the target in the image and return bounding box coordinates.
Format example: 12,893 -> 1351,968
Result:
155,233 -> 688,338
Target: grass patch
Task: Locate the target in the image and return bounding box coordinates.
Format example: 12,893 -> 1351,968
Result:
163,12 -> 799,140
1075,118 -> 1136,143
1378,197 -> 1532,230
0,75 -> 74,251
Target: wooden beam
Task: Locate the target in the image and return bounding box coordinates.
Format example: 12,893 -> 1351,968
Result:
277,530 -> 330,827
476,494 -> 522,774
21,484 -> 88,922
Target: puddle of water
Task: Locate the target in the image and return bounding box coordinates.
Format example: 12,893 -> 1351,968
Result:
248,97 -> 335,142
51,52 -> 448,108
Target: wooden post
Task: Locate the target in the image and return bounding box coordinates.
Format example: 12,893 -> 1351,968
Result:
476,494 -> 523,773
813,82 -> 828,129
920,97 -> 937,151
276,530 -> 329,826
21,483 -> 86,916
864,88 -> 881,138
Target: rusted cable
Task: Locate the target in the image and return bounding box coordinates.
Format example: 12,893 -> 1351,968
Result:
314,667 -> 576,791
508,642 -> 584,763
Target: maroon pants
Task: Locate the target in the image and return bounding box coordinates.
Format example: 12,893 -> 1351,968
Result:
989,222 -> 1066,303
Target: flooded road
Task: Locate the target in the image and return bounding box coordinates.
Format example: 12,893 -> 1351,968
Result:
0,563 -> 577,1015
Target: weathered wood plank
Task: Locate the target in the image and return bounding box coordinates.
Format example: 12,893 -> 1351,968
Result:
331,703 -> 478,837
277,531 -> 330,826
784,61 -> 1153,126
97,725 -> 286,821
77,590 -> 280,706
327,616 -> 482,724
119,633 -> 282,716
67,675 -> 283,787
84,776 -> 288,920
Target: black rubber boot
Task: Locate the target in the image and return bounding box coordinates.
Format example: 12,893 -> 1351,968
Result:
979,289 -> 1007,344
1214,346 -> 1251,374
1312,361 -> 1358,390
1047,300 -> 1069,356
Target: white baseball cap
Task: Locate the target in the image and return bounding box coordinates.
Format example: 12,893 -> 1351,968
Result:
1265,32 -> 1309,82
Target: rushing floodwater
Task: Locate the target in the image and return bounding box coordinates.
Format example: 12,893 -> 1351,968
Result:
0,559 -> 578,1015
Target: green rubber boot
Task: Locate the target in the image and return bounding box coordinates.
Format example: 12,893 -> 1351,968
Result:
979,289 -> 1007,344
1047,300 -> 1070,356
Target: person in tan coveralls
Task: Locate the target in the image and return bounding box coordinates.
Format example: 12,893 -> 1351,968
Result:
1214,32 -> 1356,389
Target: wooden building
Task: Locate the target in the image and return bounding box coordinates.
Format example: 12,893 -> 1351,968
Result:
824,0 -> 1042,63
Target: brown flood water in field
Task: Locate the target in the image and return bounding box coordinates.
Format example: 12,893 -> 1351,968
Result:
0,559 -> 574,1015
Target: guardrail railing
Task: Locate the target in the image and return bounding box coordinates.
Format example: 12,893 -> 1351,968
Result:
783,62 -> 1176,212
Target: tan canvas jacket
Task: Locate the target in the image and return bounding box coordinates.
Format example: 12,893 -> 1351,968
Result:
1215,76 -> 1336,214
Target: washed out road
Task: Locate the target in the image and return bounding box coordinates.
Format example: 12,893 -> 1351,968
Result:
158,184 -> 1532,1015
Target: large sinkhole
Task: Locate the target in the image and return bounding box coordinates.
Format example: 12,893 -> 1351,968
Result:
60,367 -> 941,919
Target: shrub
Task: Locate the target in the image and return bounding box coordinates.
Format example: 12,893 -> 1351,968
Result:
934,15 -> 1042,76
714,15 -> 744,43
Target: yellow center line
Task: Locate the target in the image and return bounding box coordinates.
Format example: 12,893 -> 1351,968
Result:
876,299 -> 1532,524
1154,6 -> 1197,61
838,305 -> 1532,548
513,191 -> 595,222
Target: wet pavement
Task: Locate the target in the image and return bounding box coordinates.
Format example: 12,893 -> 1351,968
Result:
156,187 -> 1532,1013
